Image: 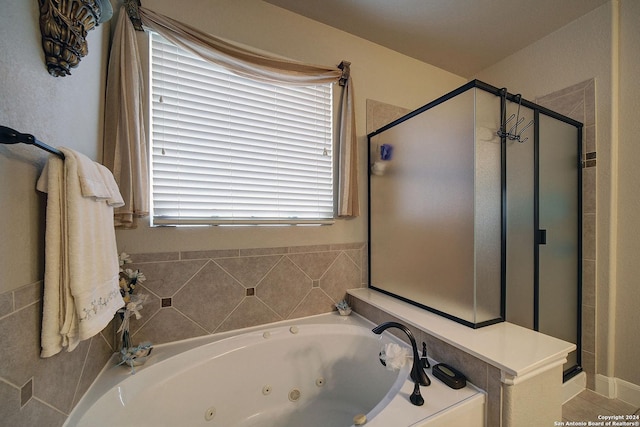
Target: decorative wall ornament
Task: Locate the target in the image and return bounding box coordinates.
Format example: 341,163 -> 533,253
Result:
38,0 -> 113,77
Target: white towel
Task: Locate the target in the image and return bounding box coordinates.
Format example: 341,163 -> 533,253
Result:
37,148 -> 125,357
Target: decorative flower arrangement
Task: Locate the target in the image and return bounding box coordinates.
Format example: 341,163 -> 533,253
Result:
117,252 -> 152,372
118,342 -> 153,374
119,252 -> 146,303
335,299 -> 352,316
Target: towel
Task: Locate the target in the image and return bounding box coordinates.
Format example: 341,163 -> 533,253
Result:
37,148 -> 126,357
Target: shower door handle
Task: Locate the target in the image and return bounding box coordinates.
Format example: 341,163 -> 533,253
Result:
537,229 -> 547,245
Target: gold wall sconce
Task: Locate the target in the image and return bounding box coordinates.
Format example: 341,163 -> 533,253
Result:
39,0 -> 113,77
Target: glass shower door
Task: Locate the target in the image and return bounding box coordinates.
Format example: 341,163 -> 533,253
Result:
537,113 -> 581,374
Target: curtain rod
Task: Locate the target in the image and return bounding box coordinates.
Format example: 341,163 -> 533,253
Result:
0,125 -> 65,159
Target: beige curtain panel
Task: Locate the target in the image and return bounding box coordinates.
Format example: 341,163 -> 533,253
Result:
103,7 -> 149,228
104,5 -> 359,220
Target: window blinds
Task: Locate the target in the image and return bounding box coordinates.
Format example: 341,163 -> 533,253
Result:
150,33 -> 334,225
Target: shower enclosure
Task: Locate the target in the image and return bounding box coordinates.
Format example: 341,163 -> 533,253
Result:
368,80 -> 582,380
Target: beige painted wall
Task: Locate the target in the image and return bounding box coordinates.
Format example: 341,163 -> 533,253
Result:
476,0 -> 640,388
0,1 -> 109,295
615,0 -> 640,386
112,0 -> 465,254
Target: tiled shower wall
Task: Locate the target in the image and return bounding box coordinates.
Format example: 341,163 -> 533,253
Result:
124,243 -> 368,346
536,78 -> 597,390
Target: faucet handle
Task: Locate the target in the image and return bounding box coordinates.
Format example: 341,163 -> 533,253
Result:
421,342 -> 430,369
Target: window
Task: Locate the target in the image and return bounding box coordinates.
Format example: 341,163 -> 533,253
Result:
149,33 -> 335,225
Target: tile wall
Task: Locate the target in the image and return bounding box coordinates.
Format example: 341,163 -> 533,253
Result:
0,242 -> 367,426
0,281 -> 114,427
123,243 -> 368,346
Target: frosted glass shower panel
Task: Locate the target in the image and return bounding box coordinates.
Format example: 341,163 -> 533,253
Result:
473,89 -> 503,323
369,88 -> 502,326
538,114 -> 580,347
504,101 -> 536,329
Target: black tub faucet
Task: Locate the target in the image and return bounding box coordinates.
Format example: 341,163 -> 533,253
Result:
372,321 -> 430,406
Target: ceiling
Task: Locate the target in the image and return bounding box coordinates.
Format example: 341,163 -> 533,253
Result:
263,0 -> 609,77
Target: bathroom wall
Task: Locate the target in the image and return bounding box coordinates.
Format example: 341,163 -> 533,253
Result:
0,1 -> 465,425
113,0 -> 465,254
0,1 -> 114,426
614,0 -> 640,391
123,243 -> 367,345
3,1 -> 635,424
476,0 -> 640,398
0,1 -> 107,296
110,0 -> 466,382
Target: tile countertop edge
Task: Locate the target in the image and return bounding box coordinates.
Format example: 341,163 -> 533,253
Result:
348,288 -> 576,384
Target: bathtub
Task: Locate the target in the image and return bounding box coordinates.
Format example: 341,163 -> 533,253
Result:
65,313 -> 485,427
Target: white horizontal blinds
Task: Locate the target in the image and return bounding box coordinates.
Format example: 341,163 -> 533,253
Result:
150,33 -> 334,225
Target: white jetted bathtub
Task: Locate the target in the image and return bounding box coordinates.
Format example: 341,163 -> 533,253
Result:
65,313 -> 485,427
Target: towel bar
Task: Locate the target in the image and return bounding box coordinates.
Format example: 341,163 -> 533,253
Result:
0,125 -> 65,159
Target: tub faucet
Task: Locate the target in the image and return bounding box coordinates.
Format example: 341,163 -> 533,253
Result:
372,321 -> 430,406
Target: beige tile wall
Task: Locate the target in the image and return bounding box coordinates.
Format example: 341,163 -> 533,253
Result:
536,79 -> 597,389
0,281 -> 114,427
0,242 -> 367,426
123,243 -> 368,346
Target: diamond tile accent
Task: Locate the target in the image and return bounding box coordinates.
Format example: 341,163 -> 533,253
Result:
132,308 -> 207,345
131,259 -> 208,297
215,255 -> 281,287
256,257 -> 312,318
71,335 -> 112,409
344,247 -> 364,269
21,378 -> 32,407
0,302 -> 44,388
173,261 -> 245,332
0,243 -> 369,427
216,297 -> 281,333
320,252 -> 361,302
289,288 -> 336,318
288,251 -> 339,280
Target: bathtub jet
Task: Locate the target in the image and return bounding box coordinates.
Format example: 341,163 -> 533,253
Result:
372,321 -> 431,406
